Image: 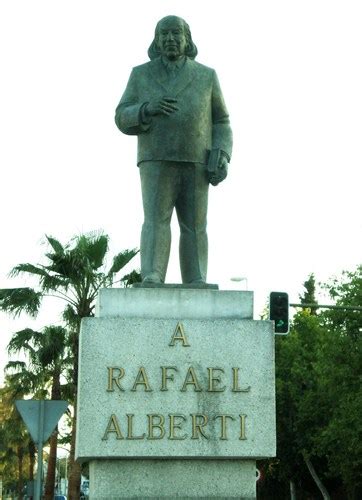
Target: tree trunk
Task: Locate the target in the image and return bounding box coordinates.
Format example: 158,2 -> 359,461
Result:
347,486 -> 356,500
67,398 -> 81,500
290,479 -> 297,500
28,440 -> 36,500
44,371 -> 62,500
68,326 -> 82,500
17,445 -> 24,500
28,439 -> 36,481
44,428 -> 58,500
302,451 -> 330,500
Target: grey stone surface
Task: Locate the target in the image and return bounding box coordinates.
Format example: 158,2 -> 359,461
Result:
77,289 -> 274,499
77,291 -> 275,461
89,459 -> 256,499
133,282 -> 219,290
95,288 -> 254,320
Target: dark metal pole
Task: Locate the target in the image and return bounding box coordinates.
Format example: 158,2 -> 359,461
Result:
290,303 -> 362,312
35,400 -> 45,500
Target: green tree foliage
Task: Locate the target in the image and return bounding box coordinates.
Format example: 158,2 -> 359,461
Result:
316,266 -> 362,499
0,232 -> 140,499
0,383 -> 32,497
299,273 -> 318,315
1,233 -> 139,321
6,325 -> 71,500
260,266 -> 362,499
323,265 -> 362,338
272,311 -> 331,498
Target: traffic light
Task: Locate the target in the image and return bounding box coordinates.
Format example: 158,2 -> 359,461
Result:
269,292 -> 289,334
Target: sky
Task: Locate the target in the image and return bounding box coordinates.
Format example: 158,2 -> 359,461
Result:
1,0 -> 361,383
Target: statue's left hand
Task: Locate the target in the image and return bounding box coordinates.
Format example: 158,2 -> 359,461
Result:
209,155 -> 228,186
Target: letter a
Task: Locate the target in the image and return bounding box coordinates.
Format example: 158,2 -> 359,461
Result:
102,414 -> 124,440
169,322 -> 190,347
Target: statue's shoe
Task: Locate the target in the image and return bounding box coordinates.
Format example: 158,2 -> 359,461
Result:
142,273 -> 163,284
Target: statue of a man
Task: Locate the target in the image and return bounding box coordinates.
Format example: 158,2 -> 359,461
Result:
115,15 -> 232,285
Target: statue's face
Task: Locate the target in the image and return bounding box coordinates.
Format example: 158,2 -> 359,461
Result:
157,17 -> 187,60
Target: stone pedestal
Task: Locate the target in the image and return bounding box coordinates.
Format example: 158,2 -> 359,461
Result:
76,288 -> 276,499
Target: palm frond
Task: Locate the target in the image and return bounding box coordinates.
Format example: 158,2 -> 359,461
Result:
108,248 -> 139,275
45,235 -> 65,255
37,326 -> 68,366
5,360 -> 27,372
60,382 -> 75,403
120,269 -> 142,287
62,304 -> 80,328
9,263 -> 49,279
5,368 -> 43,396
41,273 -> 69,292
7,328 -> 41,354
45,252 -> 84,281
9,264 -> 68,293
75,234 -> 109,270
0,288 -> 42,317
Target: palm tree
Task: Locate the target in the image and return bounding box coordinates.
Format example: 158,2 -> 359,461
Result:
0,381 -> 33,499
0,232 -> 140,499
2,367 -> 42,496
7,325 -> 71,500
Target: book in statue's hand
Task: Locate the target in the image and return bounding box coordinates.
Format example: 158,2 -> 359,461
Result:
207,148 -> 221,173
207,148 -> 227,186
207,148 -> 222,185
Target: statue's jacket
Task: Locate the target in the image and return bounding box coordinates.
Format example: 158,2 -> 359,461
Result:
115,56 -> 233,165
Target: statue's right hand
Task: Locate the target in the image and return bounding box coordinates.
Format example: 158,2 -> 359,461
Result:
145,97 -> 179,117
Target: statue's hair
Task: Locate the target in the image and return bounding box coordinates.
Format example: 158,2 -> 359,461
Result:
148,16 -> 198,60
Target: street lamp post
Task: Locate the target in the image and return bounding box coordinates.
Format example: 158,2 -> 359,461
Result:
230,276 -> 248,290
56,446 -> 70,495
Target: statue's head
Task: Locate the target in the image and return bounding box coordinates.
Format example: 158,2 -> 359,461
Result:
148,15 -> 198,61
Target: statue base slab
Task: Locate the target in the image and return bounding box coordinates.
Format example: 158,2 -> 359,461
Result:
89,459 -> 257,499
133,282 -> 219,289
76,288 -> 275,499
